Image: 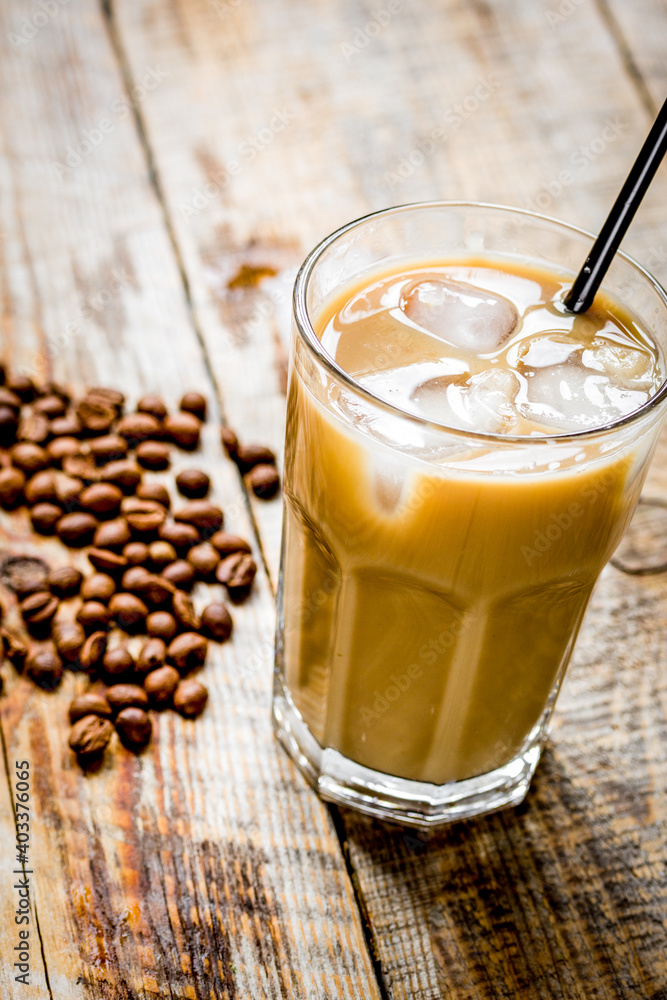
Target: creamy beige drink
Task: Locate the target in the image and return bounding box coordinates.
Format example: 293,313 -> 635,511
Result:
279,257 -> 663,787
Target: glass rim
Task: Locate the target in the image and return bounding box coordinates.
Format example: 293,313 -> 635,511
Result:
293,200 -> 667,445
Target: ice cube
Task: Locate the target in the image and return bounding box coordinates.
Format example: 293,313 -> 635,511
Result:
411,368 -> 520,434
400,277 -> 518,354
581,340 -> 654,385
513,333 -> 583,369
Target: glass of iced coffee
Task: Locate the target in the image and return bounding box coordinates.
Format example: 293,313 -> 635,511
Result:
273,202 -> 667,827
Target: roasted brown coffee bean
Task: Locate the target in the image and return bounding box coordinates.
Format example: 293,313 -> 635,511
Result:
77,600 -> 112,632
167,632 -> 207,673
116,412 -> 161,445
136,440 -> 170,470
34,393 -> 66,418
122,497 -> 166,534
48,436 -> 81,464
148,540 -> 176,569
25,644 -> 63,689
216,552 -> 257,598
24,469 -> 57,505
17,412 -> 50,445
123,541 -> 149,566
210,530 -> 251,557
49,413 -> 82,438
57,511 -> 98,547
137,394 -> 167,420
146,610 -> 177,642
161,560 -> 195,591
1,554 -> 49,596
136,481 -> 170,508
187,542 -> 219,580
80,482 -> 122,517
100,459 -> 142,494
76,397 -> 115,435
69,691 -> 112,724
220,425 -> 239,458
89,434 -> 127,464
106,683 -> 148,712
164,411 -> 201,450
87,547 -> 128,575
158,520 -> 199,553
235,443 -> 276,473
47,565 -> 82,599
247,463 -> 280,499
121,565 -> 150,591
109,592 -> 148,632
81,573 -> 116,603
94,517 -> 131,550
129,573 -> 175,608
175,468 -> 210,499
179,391 -> 207,421
69,715 -> 113,756
200,602 -> 233,642
0,386 -> 22,410
31,502 -> 62,534
53,621 -> 85,662
79,631 -> 108,672
102,647 -> 135,678
0,467 -> 25,508
86,386 -> 124,411
144,665 -> 179,709
173,678 -> 208,718
136,637 -> 166,676
0,407 -> 18,447
62,453 -> 103,484
7,374 -> 36,402
11,442 -> 50,475
54,472 -> 83,508
115,706 -> 152,749
20,591 -> 59,632
172,591 -> 200,630
174,500 -> 223,532
1,629 -> 28,671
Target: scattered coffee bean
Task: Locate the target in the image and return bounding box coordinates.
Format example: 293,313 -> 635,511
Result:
87,547 -> 129,575
121,565 -> 150,591
216,552 -> 257,599
187,542 -> 219,580
210,531 -> 251,557
123,541 -> 149,566
102,647 -> 135,679
136,482 -> 171,508
94,517 -> 131,550
79,631 -> 108,672
173,679 -> 208,718
53,621 -> 85,663
136,440 -> 170,470
18,412 -> 50,445
69,691 -> 112,724
247,462 -> 280,499
235,443 -> 276,473
164,412 -> 201,450
57,511 -> 98,547
172,591 -> 200,631
20,591 -> 59,632
89,434 -> 128,464
115,706 -> 152,749
174,500 -> 223,532
77,601 -> 112,632
34,394 -> 66,418
148,540 -> 176,569
24,470 -> 57,505
62,453 -> 103,484
116,412 -> 161,445
144,665 -> 179,709
25,645 -> 63,690
109,593 -> 148,633
220,425 -> 239,458
0,467 -> 26,508
167,632 -> 207,673
101,459 -> 142,494
31,502 -> 63,534
146,611 -> 177,642
136,637 -> 166,676
81,573 -> 116,603
158,520 -> 199,553
86,386 -> 124,411
161,560 -> 196,591
69,715 -> 113,757
7,374 -> 36,402
0,386 -> 22,411
80,482 -> 122,517
49,413 -> 82,438
137,394 -> 167,420
2,629 -> 28,671
11,442 -> 50,475
47,565 -> 83,599
0,555 -> 49,596
200,602 -> 233,642
54,472 -> 83,508
123,497 -> 167,534
126,572 -> 174,608
76,396 -> 116,435
176,468 -> 210,499
180,392 -> 207,421
106,684 -> 149,712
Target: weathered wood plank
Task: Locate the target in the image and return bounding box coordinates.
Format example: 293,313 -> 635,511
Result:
0,1 -> 382,996
110,0 -> 667,996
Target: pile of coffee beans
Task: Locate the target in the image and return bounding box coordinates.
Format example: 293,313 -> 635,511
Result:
0,366 -> 279,768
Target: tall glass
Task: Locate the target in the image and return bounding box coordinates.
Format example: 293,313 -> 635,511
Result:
272,203 -> 667,828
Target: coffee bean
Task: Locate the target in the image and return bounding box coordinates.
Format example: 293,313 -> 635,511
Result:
102,647 -> 135,679
106,683 -> 149,712
144,665 -> 179,709
161,560 -> 196,591
62,453 -> 103,484
173,679 -> 208,718
89,434 -> 128,464
53,621 -> 85,663
175,468 -> 210,499
235,443 -> 276,473
0,467 -> 25,508
164,412 -> 201,450
137,394 -> 167,420
121,565 -> 150,590
187,542 -> 219,580
130,573 -> 175,607
47,436 -> 80,466
1,629 -> 28,671
17,412 -> 50,445
122,497 -> 167,534
54,472 -> 83,508
216,552 -> 257,599
136,637 -> 166,676
20,591 -> 59,631
87,548 -> 128,575
76,397 -> 116,435
47,566 -> 83,599
34,394 -> 66,418
100,459 -> 142,494
69,715 -> 113,757
210,531 -> 251,557
136,440 -> 170,470
25,644 -> 63,689
0,407 -> 18,447
69,691 -> 112,724
115,706 -> 152,750
79,631 -> 108,673
220,425 -> 239,458
77,601 -> 112,632
80,482 -> 122,517
167,632 -> 207,673
146,611 -> 177,642
31,502 -> 62,534
158,520 -> 199,553
200,602 -> 233,642
247,463 -> 280,499
11,442 -> 50,475
24,470 -> 57,505
7,374 -> 36,402
172,591 -> 200,630
148,540 -> 176,569
136,482 -> 170,508
0,386 -> 22,411
179,392 -> 207,421
86,386 -> 124,411
81,573 -> 116,603
174,500 -> 223,532
49,413 -> 82,438
57,512 -> 98,547
94,517 -> 131,551
123,541 -> 149,566
0,555 -> 49,597
109,593 -> 149,633
116,412 -> 161,445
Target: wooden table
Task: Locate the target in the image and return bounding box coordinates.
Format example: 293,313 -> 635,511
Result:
1,0 -> 667,996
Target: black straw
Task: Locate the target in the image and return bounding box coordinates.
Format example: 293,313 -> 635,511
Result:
564,96 -> 667,314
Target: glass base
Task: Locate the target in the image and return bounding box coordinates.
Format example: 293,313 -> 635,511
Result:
272,679 -> 545,828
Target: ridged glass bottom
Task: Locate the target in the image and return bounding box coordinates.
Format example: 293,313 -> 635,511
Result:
272,677 -> 546,828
